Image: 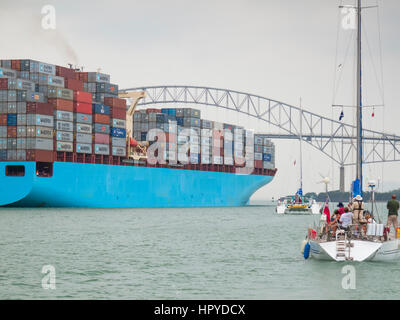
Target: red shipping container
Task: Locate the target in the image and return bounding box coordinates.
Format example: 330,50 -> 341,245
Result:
26,150 -> 53,162
74,91 -> 92,104
74,102 -> 92,114
0,78 -> 8,89
65,79 -> 84,91
26,102 -> 54,116
11,60 -> 21,71
146,108 -> 162,114
111,107 -> 126,120
94,114 -> 110,124
48,99 -> 74,112
104,97 -> 126,109
94,133 -> 109,144
56,66 -> 76,80
255,160 -> 263,169
76,72 -> 88,82
7,126 -> 17,138
0,114 -> 7,125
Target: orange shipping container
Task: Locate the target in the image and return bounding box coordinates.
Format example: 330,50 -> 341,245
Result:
11,60 -> 21,71
48,98 -> 74,112
7,126 -> 17,138
0,114 -> 7,126
94,114 -> 110,124
26,150 -> 53,162
104,97 -> 126,109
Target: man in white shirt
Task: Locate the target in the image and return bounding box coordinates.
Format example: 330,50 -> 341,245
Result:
339,207 -> 353,229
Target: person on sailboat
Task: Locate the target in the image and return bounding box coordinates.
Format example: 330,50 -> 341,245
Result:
337,202 -> 345,215
339,208 -> 353,231
386,194 -> 399,238
351,195 -> 365,231
328,209 -> 341,235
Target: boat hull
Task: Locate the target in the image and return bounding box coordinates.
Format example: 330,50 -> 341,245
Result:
276,203 -> 320,215
309,239 -> 400,262
0,161 -> 274,208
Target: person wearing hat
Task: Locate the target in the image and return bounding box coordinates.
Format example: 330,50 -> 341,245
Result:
386,194 -> 399,238
337,202 -> 345,217
351,195 -> 365,232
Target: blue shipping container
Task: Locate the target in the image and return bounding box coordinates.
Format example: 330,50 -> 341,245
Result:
92,104 -> 110,115
111,127 -> 126,138
263,153 -> 272,161
0,150 -> 7,160
176,117 -> 184,126
141,133 -> 147,141
7,114 -> 17,126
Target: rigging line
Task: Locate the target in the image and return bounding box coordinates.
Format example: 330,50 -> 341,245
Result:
332,0 -> 343,190
333,29 -> 356,104
376,0 -> 385,192
361,17 -> 385,103
332,0 -> 343,107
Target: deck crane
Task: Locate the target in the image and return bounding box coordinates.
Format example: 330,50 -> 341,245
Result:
117,91 -> 148,160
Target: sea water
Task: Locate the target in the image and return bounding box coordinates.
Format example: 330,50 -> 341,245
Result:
0,202 -> 399,299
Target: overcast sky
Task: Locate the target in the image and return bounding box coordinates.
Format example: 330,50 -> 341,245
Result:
1,0 -> 399,200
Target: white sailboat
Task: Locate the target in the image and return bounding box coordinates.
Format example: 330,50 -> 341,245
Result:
276,99 -> 320,215
305,0 -> 400,262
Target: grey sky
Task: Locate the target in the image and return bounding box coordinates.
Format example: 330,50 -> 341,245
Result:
1,0 -> 399,199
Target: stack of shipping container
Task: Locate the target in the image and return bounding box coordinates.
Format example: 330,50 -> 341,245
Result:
0,59 -> 127,163
131,107 -> 275,169
0,58 -> 274,172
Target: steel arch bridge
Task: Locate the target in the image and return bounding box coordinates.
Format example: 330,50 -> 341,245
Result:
120,85 -> 400,167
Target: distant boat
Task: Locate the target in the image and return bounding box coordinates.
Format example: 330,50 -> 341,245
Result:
276,195 -> 320,215
275,98 -> 320,215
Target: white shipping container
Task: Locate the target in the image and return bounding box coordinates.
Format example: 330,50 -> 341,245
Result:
17,126 -> 26,137
189,144 -> 200,154
76,123 -> 92,134
47,75 -> 64,88
112,146 -> 126,156
55,110 -> 73,122
111,137 -> 126,147
201,154 -> 211,164
201,128 -> 212,137
95,144 -> 110,155
56,131 -> 73,142
254,152 -> 263,161
27,114 -> 54,128
26,138 -> 53,150
17,114 -> 26,125
55,121 -> 74,132
0,67 -> 17,78
224,157 -> 234,165
177,153 -> 188,163
76,143 -> 92,154
56,141 -> 73,152
112,118 -> 126,129
76,133 -> 92,144
213,156 -> 223,165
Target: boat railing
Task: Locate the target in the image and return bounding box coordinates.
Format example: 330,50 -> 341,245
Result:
322,222 -> 387,241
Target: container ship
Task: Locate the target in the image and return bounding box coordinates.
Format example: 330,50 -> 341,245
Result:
0,59 -> 277,207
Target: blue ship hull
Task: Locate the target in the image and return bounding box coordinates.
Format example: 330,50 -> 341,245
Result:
0,161 -> 274,207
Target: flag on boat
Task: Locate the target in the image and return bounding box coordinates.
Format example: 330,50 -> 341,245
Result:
339,110 -> 344,121
323,199 -> 330,223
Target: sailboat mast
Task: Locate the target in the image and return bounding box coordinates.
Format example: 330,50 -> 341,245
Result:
299,98 -> 303,193
356,0 -> 363,194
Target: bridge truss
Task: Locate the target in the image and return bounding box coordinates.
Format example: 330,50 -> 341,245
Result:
120,85 -> 400,168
